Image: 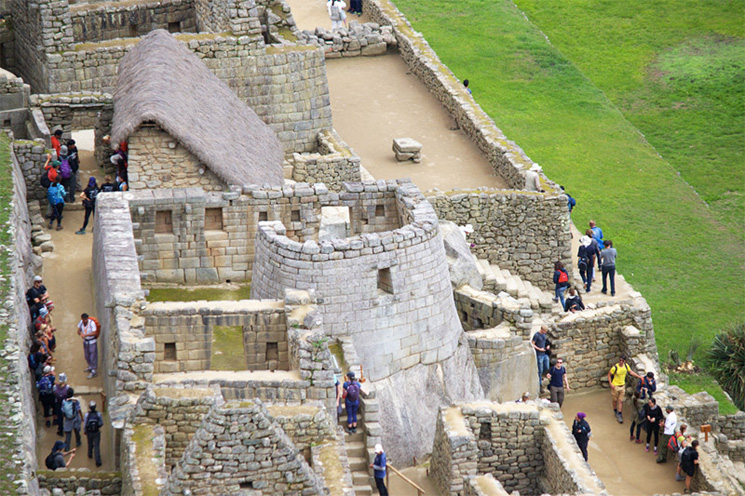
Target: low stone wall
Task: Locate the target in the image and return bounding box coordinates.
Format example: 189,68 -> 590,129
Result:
464,474 -> 510,496
121,423 -> 168,496
266,401 -> 335,450
718,411 -> 745,440
37,471 -> 122,495
454,285 -> 533,337
428,190 -> 572,291
70,0 -> 197,44
291,129 -> 361,190
32,92 -> 113,134
362,0 -> 558,192
14,139 -> 50,202
296,21 -> 396,58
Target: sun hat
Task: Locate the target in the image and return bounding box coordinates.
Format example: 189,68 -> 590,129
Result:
39,306 -> 49,317
374,444 -> 383,454
530,163 -> 542,172
89,400 -> 96,409
580,235 -> 592,247
43,365 -> 54,374
33,275 -> 42,282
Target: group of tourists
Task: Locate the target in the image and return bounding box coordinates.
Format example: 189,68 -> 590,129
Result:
26,275 -> 104,468
327,0 -> 363,30
42,130 -> 127,233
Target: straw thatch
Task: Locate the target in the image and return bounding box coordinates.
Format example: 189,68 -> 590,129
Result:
111,30 -> 284,187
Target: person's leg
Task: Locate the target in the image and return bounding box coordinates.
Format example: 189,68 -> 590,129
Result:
578,439 -> 588,461
87,432 -> 93,459
629,420 -> 635,440
685,473 -> 692,493
64,430 -> 72,451
84,341 -> 94,372
349,403 -> 358,429
549,386 -> 558,404
652,425 -> 659,451
55,403 -> 64,435
56,204 -> 64,227
610,267 -> 616,295
375,477 -> 388,496
93,431 -> 102,466
635,421 -> 644,441
558,286 -> 567,309
74,427 -> 81,447
91,342 -> 98,375
657,433 -> 670,462
557,387 -> 565,407
79,206 -> 92,232
601,266 -> 608,293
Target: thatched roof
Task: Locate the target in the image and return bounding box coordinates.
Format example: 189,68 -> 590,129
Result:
111,30 -> 284,187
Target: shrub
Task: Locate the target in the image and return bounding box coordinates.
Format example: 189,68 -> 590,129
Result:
707,323 -> 745,411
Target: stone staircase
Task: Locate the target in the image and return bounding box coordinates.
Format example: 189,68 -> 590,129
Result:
476,259 -> 555,315
340,411 -> 374,496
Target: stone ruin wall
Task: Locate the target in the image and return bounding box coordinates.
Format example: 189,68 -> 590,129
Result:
69,0 -> 198,44
430,403 -> 607,496
428,190 -> 572,291
454,286 -> 534,337
290,129 -> 362,190
127,124 -> 227,191
142,300 -> 289,373
121,422 -> 168,496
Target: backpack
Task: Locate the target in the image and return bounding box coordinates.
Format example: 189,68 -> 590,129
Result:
346,382 -> 360,402
578,256 -> 589,272
59,157 -> 72,179
330,3 -> 342,20
558,269 -> 568,284
668,434 -> 680,452
36,375 -> 54,395
85,412 -> 101,434
61,398 -> 76,420
45,451 -> 60,470
40,171 -> 51,189
89,316 -> 101,338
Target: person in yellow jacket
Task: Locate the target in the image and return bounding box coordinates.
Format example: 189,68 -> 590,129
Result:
608,355 -> 642,424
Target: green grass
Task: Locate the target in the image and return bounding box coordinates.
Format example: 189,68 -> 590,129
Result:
146,284 -> 251,303
393,0 -> 744,406
667,372 -> 739,415
210,326 -> 247,371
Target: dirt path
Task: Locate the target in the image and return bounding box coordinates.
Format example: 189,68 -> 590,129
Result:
562,389 -> 686,495
284,0 -> 373,31
326,55 -> 507,192
36,132 -> 112,471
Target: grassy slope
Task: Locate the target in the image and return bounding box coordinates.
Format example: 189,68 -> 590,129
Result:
393,0 -> 744,412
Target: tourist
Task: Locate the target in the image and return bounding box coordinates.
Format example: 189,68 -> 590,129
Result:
47,178 -> 66,231
675,425 -> 691,481
546,358 -> 570,407
572,412 -> 591,461
36,365 -> 56,427
608,355 -> 642,423
680,439 -> 699,493
370,443 -> 388,496
45,441 -> 75,470
524,163 -> 542,192
58,145 -> 76,203
84,400 -> 104,467
28,343 -> 47,381
629,398 -> 647,443
327,0 -> 346,30
54,373 -> 70,437
77,177 -> 99,235
26,275 -> 49,319
348,0 -> 362,16
577,236 -> 593,292
343,371 -> 361,434
589,220 -> 603,251
110,142 -> 128,182
99,175 -> 116,193
635,371 -> 656,401
50,129 -> 63,156
115,174 -> 128,192
34,305 -> 55,334
561,185 -> 576,213
584,228 -> 602,284
66,139 -> 80,200
657,405 -> 677,463
77,313 -> 99,379
643,397 -> 663,453
463,79 -> 472,95
552,261 -> 569,309
516,392 -> 531,403
564,287 -> 585,312
35,329 -> 52,358
62,388 -> 83,450
531,327 -> 551,389
600,240 -> 617,296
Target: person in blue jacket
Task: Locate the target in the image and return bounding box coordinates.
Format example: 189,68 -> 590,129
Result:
370,443 -> 388,496
552,261 -> 570,309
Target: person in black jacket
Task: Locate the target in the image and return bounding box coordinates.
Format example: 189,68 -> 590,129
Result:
564,287 -> 585,312
553,261 -> 570,309
643,397 -> 664,454
572,412 -> 591,461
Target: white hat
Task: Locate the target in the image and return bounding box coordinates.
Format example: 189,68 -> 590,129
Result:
43,365 -> 54,374
33,275 -> 42,282
580,235 -> 592,247
374,444 -> 383,454
58,373 -> 67,383
530,163 -> 542,172
89,400 -> 96,409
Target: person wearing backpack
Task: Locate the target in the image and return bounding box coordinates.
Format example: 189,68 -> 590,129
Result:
327,0 -> 347,29
36,365 -> 56,427
45,440 -> 75,470
46,179 -> 66,231
76,177 -> 99,235
608,355 -> 642,424
572,412 -> 591,461
552,261 -> 570,309
58,145 -> 75,203
62,388 -> 83,450
343,371 -> 361,434
66,139 -> 80,202
54,373 -> 70,437
77,313 -> 100,379
84,400 -> 104,467
577,236 -> 593,292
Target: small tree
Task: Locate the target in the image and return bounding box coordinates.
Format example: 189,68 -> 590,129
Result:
707,323 -> 745,411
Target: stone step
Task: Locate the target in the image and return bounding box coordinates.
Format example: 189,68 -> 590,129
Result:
352,472 -> 370,486
489,263 -> 508,292
345,441 -> 366,455
348,456 -> 368,472
501,268 -> 519,296
354,485 -> 373,496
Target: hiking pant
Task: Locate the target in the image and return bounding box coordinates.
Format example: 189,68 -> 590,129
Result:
602,265 -> 616,295
81,204 -> 95,230
537,354 -> 549,387
549,386 -> 565,407
87,430 -> 102,466
350,0 -> 362,13
657,433 -> 672,462
55,401 -> 64,434
65,428 -> 81,450
555,284 -> 567,309
646,422 -> 659,447
39,392 -> 55,418
575,436 -> 588,461
580,265 -> 591,291
84,339 -> 98,372
375,477 -> 388,496
345,400 -> 359,426
51,203 -> 64,226
630,419 -> 646,440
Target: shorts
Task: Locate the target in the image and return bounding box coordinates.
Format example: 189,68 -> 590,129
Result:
611,385 -> 624,403
682,465 -> 695,477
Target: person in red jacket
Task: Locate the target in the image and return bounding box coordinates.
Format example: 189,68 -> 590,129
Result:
50,129 -> 63,156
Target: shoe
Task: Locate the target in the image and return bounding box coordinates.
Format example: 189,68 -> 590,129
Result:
88,454 -> 93,459
684,489 -> 691,494
76,229 -> 86,235
629,435 -> 634,441
635,439 -> 642,443
611,293 -> 616,296
96,462 -> 102,467
675,475 -> 685,482
45,420 -> 51,428
56,431 -> 63,437
48,222 -> 53,229
616,412 -> 623,423
656,458 -> 664,463
84,367 -> 91,372
601,290 -> 607,294
645,444 -> 649,452
55,225 -> 63,231
87,371 -> 97,379
654,447 -> 658,454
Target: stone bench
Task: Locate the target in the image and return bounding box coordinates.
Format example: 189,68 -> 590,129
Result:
392,137 -> 422,163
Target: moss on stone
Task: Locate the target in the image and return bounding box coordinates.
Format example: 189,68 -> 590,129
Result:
211,326 -> 247,371
131,425 -> 160,496
146,284 -> 251,303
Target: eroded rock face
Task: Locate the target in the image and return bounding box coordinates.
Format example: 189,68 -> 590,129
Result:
440,220 -> 483,290
373,336 -> 483,463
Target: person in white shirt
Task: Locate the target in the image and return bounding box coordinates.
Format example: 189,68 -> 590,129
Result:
524,164 -> 543,192
657,405 -> 677,463
327,0 -> 347,30
77,313 -> 99,379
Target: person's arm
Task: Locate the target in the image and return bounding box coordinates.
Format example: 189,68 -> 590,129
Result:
563,371 -> 570,391
64,450 -> 76,468
336,383 -> 342,406
553,271 -> 559,284
531,338 -> 544,352
44,154 -> 52,169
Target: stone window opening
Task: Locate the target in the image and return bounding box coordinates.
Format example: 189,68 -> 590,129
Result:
129,23 -> 138,38
164,342 -> 177,361
479,421 -> 491,440
473,317 -> 483,329
167,21 -> 181,33
204,207 -> 224,231
375,204 -> 385,217
266,342 -> 279,362
377,268 -> 393,295
155,210 -> 173,234
291,209 -> 301,223
258,211 -> 268,222
240,481 -> 254,489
